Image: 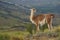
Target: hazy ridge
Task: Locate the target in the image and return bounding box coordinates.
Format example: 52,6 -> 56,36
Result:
0,1 -> 60,28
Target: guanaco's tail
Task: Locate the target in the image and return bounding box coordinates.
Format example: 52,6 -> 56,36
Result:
50,14 -> 55,18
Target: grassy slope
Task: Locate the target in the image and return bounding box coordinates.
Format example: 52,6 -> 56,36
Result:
0,25 -> 60,40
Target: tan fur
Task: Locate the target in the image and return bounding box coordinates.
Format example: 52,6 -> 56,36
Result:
30,8 -> 54,32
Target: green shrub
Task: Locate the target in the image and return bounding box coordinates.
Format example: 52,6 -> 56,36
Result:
26,24 -> 33,34
0,34 -> 10,40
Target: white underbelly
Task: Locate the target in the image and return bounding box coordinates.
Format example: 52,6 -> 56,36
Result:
39,18 -> 46,26
30,18 -> 46,26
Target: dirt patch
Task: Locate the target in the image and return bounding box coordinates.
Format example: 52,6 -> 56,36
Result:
24,32 -> 58,40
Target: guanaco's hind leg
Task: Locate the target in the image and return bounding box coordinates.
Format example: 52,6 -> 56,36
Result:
47,22 -> 53,31
47,18 -> 53,31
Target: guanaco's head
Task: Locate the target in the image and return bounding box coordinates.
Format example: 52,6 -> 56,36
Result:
30,8 -> 36,13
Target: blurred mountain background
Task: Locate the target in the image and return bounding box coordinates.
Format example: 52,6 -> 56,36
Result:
0,0 -> 60,29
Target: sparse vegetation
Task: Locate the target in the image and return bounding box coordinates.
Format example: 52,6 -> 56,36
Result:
0,31 -> 29,40
0,25 -> 60,40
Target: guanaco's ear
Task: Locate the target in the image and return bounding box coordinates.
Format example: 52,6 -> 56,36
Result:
33,8 -> 36,12
32,8 -> 36,10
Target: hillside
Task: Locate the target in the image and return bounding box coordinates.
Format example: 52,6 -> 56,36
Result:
0,1 -> 60,28
0,1 -> 30,28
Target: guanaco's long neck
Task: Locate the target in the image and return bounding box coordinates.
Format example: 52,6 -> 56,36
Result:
30,10 -> 34,19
